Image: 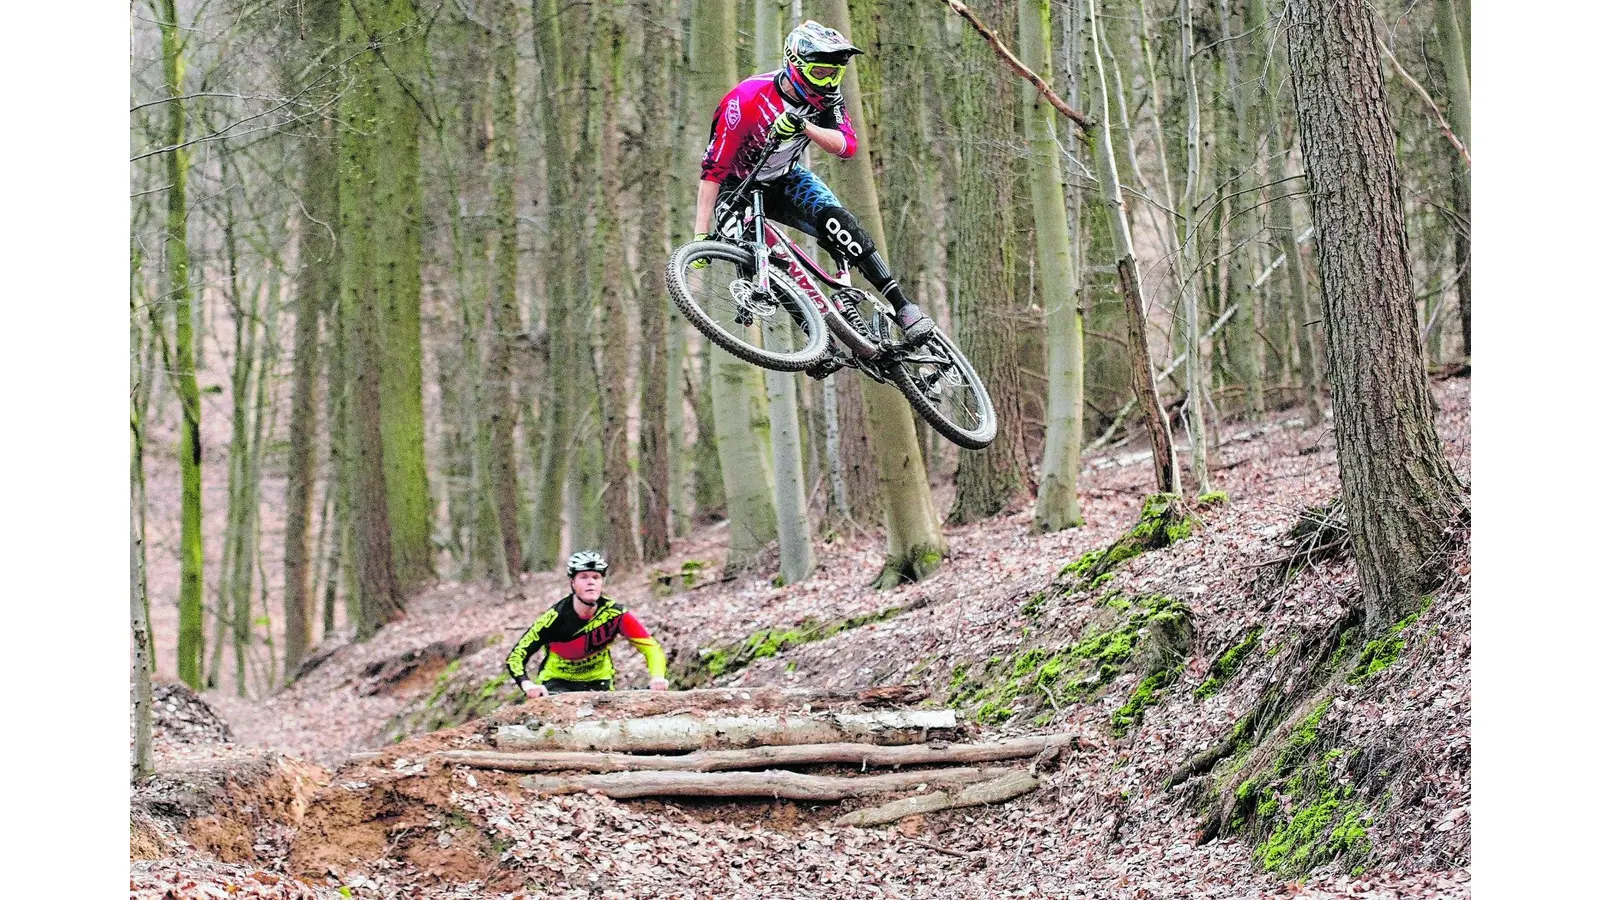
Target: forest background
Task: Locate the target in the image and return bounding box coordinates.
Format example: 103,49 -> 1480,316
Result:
0,2 -> 1587,896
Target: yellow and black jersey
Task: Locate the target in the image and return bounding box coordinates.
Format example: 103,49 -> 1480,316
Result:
505,594 -> 667,686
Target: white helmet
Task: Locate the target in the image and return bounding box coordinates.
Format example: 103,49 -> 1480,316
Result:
566,550 -> 609,577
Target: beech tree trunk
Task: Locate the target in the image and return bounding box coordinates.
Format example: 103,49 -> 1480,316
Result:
756,0 -> 814,586
635,0 -> 674,563
281,0 -> 340,674
528,0 -> 579,571
1023,0 -> 1084,534
593,2 -> 642,573
947,0 -> 1033,526
1435,0 -> 1470,358
152,0 -> 205,689
1285,0 -> 1464,629
486,0 -> 527,578
820,0 -> 947,587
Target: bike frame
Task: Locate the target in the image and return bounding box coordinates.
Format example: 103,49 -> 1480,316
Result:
718,145 -> 888,362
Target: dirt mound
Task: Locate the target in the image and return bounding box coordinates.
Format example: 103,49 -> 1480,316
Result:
152,681 -> 234,744
133,749 -> 328,865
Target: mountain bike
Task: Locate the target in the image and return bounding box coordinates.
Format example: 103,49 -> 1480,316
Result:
665,135 -> 997,450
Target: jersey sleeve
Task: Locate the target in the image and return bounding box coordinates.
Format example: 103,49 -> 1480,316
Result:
505,607 -> 559,682
818,99 -> 857,160
700,88 -> 748,183
619,611 -> 668,680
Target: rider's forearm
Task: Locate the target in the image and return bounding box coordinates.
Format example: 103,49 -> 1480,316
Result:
804,123 -> 847,157
695,179 -> 721,235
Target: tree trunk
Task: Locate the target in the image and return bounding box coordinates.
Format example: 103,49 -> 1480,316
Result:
339,0 -> 420,634
1284,0 -> 1464,629
1177,0 -> 1212,495
947,0 -> 1032,526
1021,0 -> 1083,533
281,0 -> 339,675
496,708 -> 961,752
754,0 -> 814,585
1086,0 -> 1178,495
527,0 -> 580,571
438,736 -> 1071,773
834,769 -> 1040,826
153,0 -> 205,689
486,0 -> 527,579
1435,0 -> 1470,359
345,0 -> 432,595
521,766 -> 1011,800
821,0 -> 947,587
636,0 -> 674,563
131,315 -> 156,781
694,0 -> 779,572
592,2 -> 642,574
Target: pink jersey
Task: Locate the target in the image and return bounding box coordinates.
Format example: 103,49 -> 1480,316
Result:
700,72 -> 858,184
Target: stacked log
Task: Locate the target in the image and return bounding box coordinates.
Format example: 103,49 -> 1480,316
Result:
436,688 -> 1071,827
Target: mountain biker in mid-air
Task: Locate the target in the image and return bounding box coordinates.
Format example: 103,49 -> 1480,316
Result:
692,19 -> 933,346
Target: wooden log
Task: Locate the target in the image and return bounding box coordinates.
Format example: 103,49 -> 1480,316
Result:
494,709 -> 961,753
481,684 -> 930,728
833,770 -> 1041,827
438,735 -> 1073,773
518,766 -> 1012,800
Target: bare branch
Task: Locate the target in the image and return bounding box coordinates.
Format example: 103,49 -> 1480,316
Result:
1375,38 -> 1470,165
938,0 -> 1094,132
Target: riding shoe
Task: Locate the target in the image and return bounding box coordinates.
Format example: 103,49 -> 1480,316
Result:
896,303 -> 934,345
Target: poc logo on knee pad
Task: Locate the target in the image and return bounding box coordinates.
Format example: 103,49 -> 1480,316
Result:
825,217 -> 864,258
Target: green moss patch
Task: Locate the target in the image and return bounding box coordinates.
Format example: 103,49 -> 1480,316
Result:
1223,699 -> 1373,878
379,666 -> 515,743
1348,598 -> 1433,684
1061,493 -> 1200,585
676,598 -> 928,688
950,594 -> 1192,729
1196,626 -> 1264,698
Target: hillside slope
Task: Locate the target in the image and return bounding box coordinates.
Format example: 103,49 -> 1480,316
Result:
133,379 -> 1470,900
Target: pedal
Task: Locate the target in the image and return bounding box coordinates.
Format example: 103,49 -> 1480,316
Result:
806,356 -> 844,380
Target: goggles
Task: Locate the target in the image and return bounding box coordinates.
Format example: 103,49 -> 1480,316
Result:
796,60 -> 846,88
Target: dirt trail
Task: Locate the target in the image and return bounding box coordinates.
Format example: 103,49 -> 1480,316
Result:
134,380 -> 1472,900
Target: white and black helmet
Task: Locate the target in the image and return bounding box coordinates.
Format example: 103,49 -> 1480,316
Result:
566,550 -> 609,577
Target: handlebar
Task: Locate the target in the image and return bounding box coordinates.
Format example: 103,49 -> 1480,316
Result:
714,113 -> 814,236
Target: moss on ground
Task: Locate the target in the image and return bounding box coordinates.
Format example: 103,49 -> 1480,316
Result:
1196,626 -> 1264,698
380,666 -> 514,743
1060,493 -> 1201,585
949,594 -> 1192,729
1222,698 -> 1373,878
677,600 -> 925,688
1348,598 -> 1433,684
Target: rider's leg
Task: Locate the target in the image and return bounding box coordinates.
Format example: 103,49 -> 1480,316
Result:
771,169 -> 934,343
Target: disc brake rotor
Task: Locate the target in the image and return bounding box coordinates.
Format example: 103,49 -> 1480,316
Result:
729,279 -> 780,320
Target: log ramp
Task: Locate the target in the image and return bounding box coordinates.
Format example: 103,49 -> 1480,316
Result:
427,687 -> 1074,827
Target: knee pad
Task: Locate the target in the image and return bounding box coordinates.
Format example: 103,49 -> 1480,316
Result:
818,206 -> 875,262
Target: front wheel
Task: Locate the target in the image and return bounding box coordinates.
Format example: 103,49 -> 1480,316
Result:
889,328 -> 997,450
666,240 -> 828,371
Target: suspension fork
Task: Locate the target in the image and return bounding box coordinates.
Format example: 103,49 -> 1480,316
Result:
750,191 -> 773,297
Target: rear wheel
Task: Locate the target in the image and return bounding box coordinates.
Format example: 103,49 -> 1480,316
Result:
889,328 -> 997,450
665,240 -> 828,371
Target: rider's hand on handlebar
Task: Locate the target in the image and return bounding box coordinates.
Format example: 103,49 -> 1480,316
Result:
770,111 -> 806,143
690,232 -> 711,269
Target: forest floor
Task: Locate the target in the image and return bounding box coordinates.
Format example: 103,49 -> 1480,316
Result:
131,378 -> 1471,899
